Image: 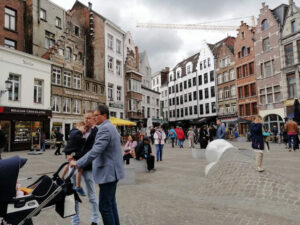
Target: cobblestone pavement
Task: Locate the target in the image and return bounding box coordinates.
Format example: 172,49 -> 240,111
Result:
1,140 -> 300,225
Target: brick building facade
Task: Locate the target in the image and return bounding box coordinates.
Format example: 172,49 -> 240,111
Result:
254,3 -> 287,131
235,22 -> 258,135
0,0 -> 25,51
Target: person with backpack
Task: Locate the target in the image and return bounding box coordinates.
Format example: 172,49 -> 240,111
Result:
154,126 -> 166,161
168,126 -> 177,148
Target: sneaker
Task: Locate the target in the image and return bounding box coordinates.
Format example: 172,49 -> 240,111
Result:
256,167 -> 264,172
75,187 -> 86,196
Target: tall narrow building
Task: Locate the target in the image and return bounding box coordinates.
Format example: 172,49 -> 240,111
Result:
235,22 -> 258,135
254,2 -> 287,131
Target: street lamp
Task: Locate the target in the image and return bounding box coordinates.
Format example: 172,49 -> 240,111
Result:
0,79 -> 12,96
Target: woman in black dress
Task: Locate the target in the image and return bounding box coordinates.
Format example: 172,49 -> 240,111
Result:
199,125 -> 209,149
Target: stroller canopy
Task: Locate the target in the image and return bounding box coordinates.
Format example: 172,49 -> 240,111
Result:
0,156 -> 27,201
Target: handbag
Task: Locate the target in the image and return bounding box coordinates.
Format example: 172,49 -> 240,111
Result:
55,194 -> 76,218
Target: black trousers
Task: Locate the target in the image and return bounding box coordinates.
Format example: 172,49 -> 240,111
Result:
54,143 -> 62,155
123,153 -> 133,165
146,155 -> 155,171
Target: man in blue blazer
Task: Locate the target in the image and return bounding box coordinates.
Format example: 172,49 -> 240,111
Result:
70,105 -> 124,225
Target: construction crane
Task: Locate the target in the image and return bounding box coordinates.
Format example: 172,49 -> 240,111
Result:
136,16 -> 255,31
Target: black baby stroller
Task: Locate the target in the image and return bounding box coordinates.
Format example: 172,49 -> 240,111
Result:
0,156 -> 80,225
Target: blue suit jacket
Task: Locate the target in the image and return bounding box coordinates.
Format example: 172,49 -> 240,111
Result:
77,120 -> 124,184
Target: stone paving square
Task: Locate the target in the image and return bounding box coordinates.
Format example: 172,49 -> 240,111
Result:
1,141 -> 300,225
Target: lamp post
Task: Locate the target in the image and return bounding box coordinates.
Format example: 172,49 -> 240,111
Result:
0,79 -> 12,96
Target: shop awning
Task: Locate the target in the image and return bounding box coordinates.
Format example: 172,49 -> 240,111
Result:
109,117 -> 137,126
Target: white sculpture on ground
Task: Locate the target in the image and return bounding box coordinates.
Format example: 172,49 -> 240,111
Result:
205,139 -> 238,176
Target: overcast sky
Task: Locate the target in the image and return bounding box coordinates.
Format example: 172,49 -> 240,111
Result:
52,0 -> 298,72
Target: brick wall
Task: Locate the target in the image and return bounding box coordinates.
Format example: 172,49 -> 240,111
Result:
0,0 -> 25,51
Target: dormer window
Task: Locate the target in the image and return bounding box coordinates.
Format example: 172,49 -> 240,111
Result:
262,19 -> 268,31
186,65 -> 191,74
176,70 -> 180,79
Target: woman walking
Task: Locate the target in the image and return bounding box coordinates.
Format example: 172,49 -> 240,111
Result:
199,126 -> 209,149
54,128 -> 64,155
250,116 -> 265,172
154,126 -> 166,161
187,127 -> 195,148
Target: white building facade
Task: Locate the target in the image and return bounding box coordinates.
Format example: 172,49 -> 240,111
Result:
167,42 -> 217,124
105,20 -> 126,118
0,46 -> 52,151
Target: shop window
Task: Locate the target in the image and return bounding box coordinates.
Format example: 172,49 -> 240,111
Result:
5,7 -> 16,31
34,79 -> 43,104
14,121 -> 31,143
8,74 -> 19,101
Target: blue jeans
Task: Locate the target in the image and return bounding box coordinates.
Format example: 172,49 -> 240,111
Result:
178,139 -> 184,148
99,181 -> 120,225
288,134 -> 297,150
155,144 -> 164,161
71,169 -> 99,225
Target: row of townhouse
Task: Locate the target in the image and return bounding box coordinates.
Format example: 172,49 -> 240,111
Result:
153,0 -> 300,135
0,0 -> 160,151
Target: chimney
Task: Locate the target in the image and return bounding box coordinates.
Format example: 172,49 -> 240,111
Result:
88,2 -> 92,10
289,0 -> 293,5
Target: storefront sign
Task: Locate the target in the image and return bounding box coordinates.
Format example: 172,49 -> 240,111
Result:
109,102 -> 124,109
1,107 -> 52,116
64,90 -> 99,100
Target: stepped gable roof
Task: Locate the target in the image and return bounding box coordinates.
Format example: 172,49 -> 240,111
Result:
172,52 -> 200,77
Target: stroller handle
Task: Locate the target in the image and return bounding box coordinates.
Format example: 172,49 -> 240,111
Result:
53,162 -> 76,183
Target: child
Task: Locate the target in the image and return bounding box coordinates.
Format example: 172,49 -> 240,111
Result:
62,121 -> 86,196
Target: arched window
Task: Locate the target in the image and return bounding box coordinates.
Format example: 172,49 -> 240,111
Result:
262,19 -> 268,31
242,47 -> 247,57
263,114 -> 283,132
